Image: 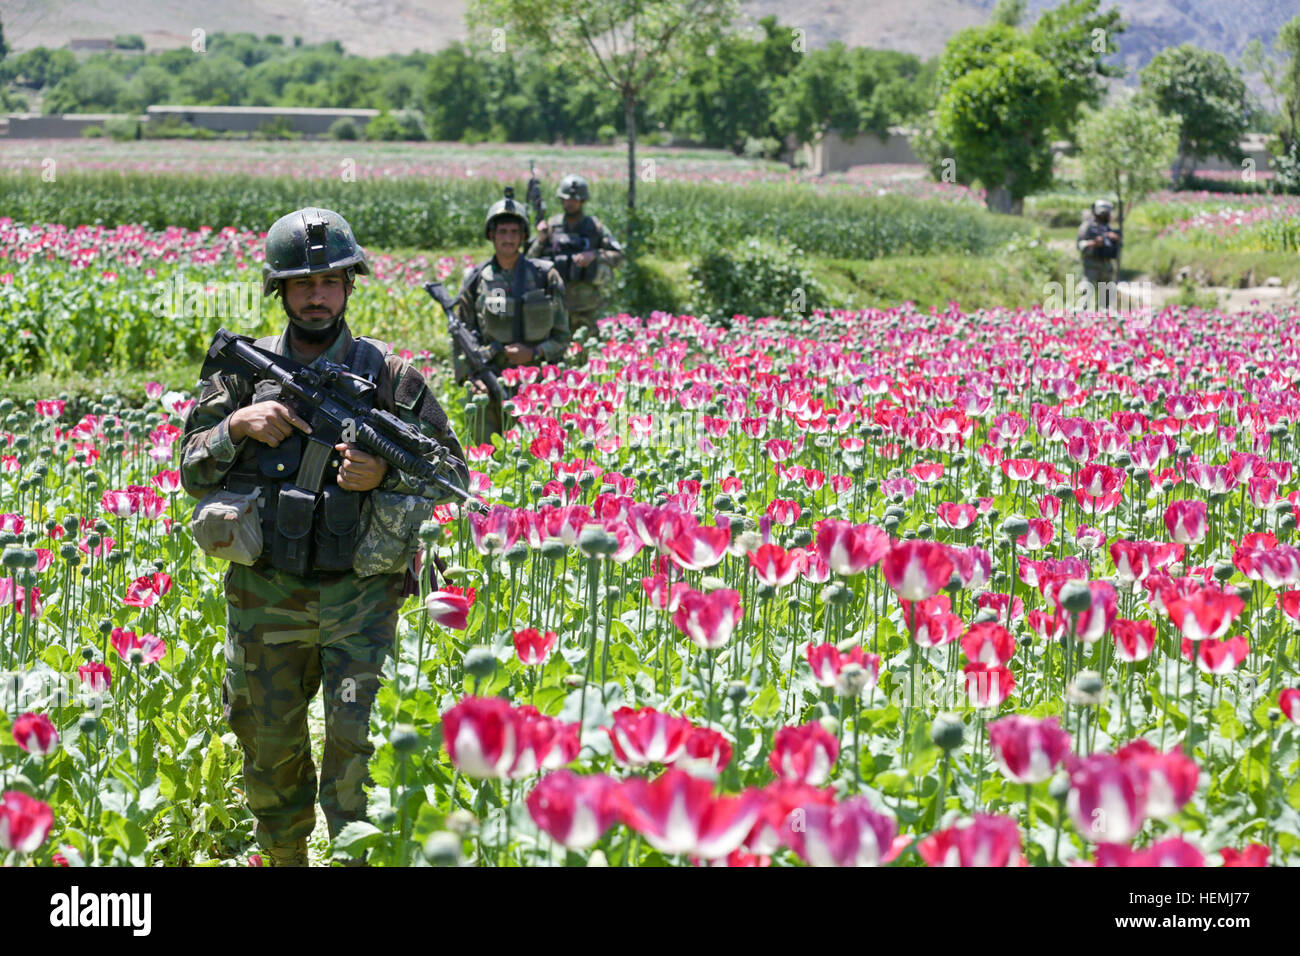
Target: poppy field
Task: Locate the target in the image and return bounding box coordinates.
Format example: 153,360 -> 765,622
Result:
2,213 -> 1300,867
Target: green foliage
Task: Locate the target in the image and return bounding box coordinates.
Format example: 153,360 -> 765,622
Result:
42,63 -> 125,113
686,238 -> 828,320
1274,140 -> 1300,195
0,172 -> 1029,262
329,117 -> 359,141
1075,96 -> 1180,228
363,112 -> 406,141
1140,45 -> 1250,177
1242,15 -> 1300,156
771,43 -> 932,144
119,65 -> 174,111
936,30 -> 1061,211
113,34 -> 145,51
104,117 -> 143,141
1026,0 -> 1126,136
652,16 -> 801,152
253,116 -> 300,140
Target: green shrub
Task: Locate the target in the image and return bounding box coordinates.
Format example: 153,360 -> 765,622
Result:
104,117 -> 140,142
364,112 -> 406,142
613,256 -> 684,317
254,116 -> 300,140
597,124 -> 618,145
80,125 -> 105,138
1273,141 -> 1300,196
686,238 -> 827,320
329,117 -> 359,141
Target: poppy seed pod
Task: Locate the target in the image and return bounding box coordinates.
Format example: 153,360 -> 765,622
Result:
390,724 -> 421,754
930,713 -> 965,752
1058,580 -> 1092,612
464,646 -> 496,679
424,831 -> 462,866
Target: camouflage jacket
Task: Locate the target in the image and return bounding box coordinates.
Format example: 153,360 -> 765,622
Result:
450,255 -> 569,384
527,213 -> 624,272
180,320 -> 469,502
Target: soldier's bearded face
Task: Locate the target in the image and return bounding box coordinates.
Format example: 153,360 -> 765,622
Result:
283,272 -> 349,341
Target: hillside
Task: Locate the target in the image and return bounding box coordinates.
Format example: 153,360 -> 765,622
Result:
3,0 -> 1293,71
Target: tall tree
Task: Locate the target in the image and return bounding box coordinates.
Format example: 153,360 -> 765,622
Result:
1075,95 -> 1180,273
1243,15 -> 1300,156
468,0 -> 739,254
1140,45 -> 1249,180
1027,0 -> 1125,137
933,24 -> 1064,214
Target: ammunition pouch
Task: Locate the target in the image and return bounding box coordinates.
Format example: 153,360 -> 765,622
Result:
271,484 -> 316,576
353,490 -> 436,577
521,288 -> 554,340
190,488 -> 263,566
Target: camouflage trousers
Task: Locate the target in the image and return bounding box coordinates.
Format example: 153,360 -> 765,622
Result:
1076,257 -> 1118,306
223,562 -> 403,851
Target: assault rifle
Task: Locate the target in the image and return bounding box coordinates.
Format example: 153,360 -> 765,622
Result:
422,281 -> 506,403
200,329 -> 483,510
526,160 -> 546,228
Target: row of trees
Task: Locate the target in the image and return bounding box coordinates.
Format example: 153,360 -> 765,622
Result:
0,19 -> 935,155
916,0 -> 1300,212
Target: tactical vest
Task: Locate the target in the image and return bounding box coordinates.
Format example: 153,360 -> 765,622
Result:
1082,221 -> 1120,260
470,257 -> 556,351
545,215 -> 601,283
224,334 -> 389,577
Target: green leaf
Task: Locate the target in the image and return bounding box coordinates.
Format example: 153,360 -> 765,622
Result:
751,682 -> 780,720
332,821 -> 383,854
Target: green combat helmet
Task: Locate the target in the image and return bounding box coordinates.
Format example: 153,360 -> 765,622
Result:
556,174 -> 590,201
262,207 -> 370,297
484,187 -> 531,242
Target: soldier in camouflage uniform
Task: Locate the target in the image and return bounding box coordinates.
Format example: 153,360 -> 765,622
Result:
453,189 -> 569,442
180,207 -> 468,867
1077,199 -> 1123,308
527,174 -> 623,340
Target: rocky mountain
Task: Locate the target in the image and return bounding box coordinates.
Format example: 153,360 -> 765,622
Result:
3,0 -> 1292,75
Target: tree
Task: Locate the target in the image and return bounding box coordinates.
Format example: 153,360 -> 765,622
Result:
42,64 -> 126,113
1027,0 -> 1125,137
1075,95 -> 1180,273
469,0 -> 739,253
177,54 -> 248,105
654,17 -> 800,152
1243,15 -> 1300,156
934,26 -> 1061,213
121,64 -> 174,110
0,15 -> 8,62
771,43 -> 862,145
421,42 -> 490,140
1140,45 -> 1249,180
990,0 -> 1026,27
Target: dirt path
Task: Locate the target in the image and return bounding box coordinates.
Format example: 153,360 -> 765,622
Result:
1044,238 -> 1300,312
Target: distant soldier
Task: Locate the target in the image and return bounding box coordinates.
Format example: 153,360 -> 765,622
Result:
452,189 -> 569,442
528,174 -> 623,339
1078,199 -> 1123,298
